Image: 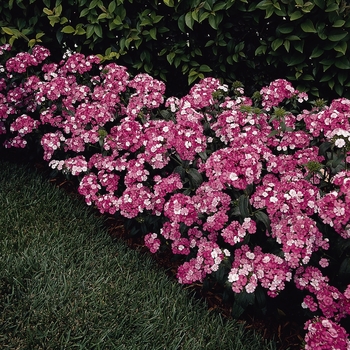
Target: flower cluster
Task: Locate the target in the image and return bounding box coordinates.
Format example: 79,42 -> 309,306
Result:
304,317 -> 350,350
228,245 -> 292,297
1,45 -> 350,347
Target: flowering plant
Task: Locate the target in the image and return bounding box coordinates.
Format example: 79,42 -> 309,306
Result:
1,45 -> 350,348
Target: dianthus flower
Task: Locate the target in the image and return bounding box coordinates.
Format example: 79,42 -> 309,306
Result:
61,52 -> 99,74
228,245 -> 292,297
124,158 -> 150,186
9,114 -> 40,136
326,128 -> 350,151
163,193 -> 198,226
171,119 -> 206,161
78,173 -> 101,206
171,237 -> 191,255
184,77 -> 223,109
317,191 -> 350,239
270,213 -> 329,268
3,135 -> 27,148
31,45 -> 50,63
95,193 -> 119,215
176,239 -> 224,284
295,266 -> 350,321
144,233 -> 161,253
97,170 -> 120,193
303,105 -> 350,138
87,152 -> 120,172
221,218 -> 257,246
152,173 -> 183,216
204,143 -> 264,190
126,73 -> 165,119
193,180 -> 231,215
118,183 -> 154,219
304,317 -> 350,350
40,131 -> 65,160
251,173 -> 319,220
260,79 -> 300,111
6,51 -> 38,73
104,119 -> 143,152
159,221 -> 181,241
56,155 -> 88,176
141,119 -> 175,169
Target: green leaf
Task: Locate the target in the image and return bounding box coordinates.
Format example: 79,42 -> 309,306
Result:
191,10 -> 199,22
75,26 -> 86,35
28,39 -> 36,48
166,52 -> 175,64
254,211 -> 271,231
256,0 -> 271,10
238,195 -> 250,218
338,73 -> 348,85
314,0 -> 325,9
163,0 -> 174,7
97,13 -> 108,20
328,31 -> 348,42
86,24 -> 95,39
310,47 -> 324,58
43,7 -> 54,15
335,84 -> 344,96
277,24 -> 294,34
283,40 -> 290,52
333,19 -> 346,28
325,3 -> 339,12
108,0 -> 116,13
301,19 -> 316,33
255,44 -> 267,55
55,4 -> 62,16
199,64 -> 212,72
89,0 -> 99,9
35,32 -> 45,40
334,57 -> 350,70
80,8 -> 90,17
290,10 -> 303,21
286,35 -> 301,41
271,38 -> 283,51
61,25 -> 75,34
334,41 -> 347,55
178,14 -> 186,33
208,15 -> 218,29
149,27 -> 157,40
185,12 -> 194,30
199,11 -> 210,23
213,1 -> 227,11
94,24 -> 103,38
60,17 -> 68,25
328,78 -> 335,89
113,16 -> 123,26
319,72 -> 334,82
48,15 -> 60,26
187,168 -> 203,187
1,27 -> 14,35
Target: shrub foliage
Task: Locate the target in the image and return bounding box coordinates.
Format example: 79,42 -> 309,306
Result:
1,0 -> 350,97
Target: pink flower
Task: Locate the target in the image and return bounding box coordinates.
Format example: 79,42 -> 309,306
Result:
304,317 -> 350,350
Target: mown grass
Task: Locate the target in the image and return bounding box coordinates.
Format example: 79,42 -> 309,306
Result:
0,160 -> 277,349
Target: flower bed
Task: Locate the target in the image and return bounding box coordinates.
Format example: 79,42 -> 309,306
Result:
1,45 -> 350,349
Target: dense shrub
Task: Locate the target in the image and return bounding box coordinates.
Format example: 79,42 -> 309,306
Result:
1,0 -> 350,97
1,45 -> 350,348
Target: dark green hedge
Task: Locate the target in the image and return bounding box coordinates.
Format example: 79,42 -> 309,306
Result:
1,0 -> 350,98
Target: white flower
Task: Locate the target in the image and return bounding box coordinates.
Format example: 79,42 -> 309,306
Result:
335,138 -> 346,148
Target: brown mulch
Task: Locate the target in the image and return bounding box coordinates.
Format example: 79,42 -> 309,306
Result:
1,152 -> 305,349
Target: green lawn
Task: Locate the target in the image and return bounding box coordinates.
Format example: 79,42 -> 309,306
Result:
0,160 -> 277,349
